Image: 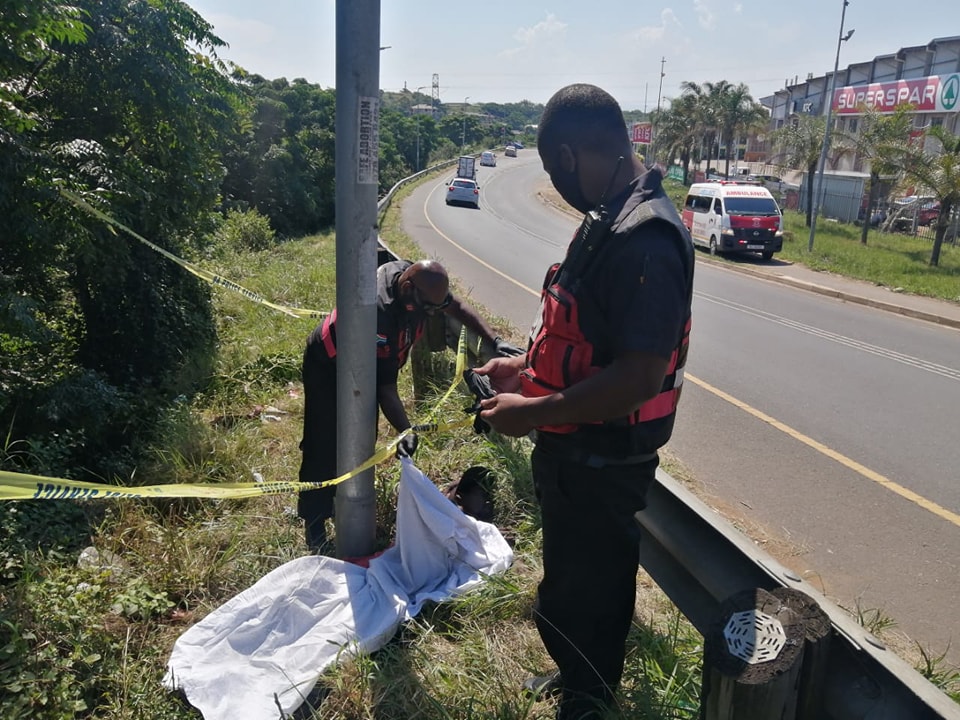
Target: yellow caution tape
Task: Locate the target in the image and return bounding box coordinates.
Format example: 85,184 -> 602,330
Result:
0,324 -> 480,502
59,189 -> 328,320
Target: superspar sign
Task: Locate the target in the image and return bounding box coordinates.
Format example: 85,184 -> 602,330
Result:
833,74 -> 960,114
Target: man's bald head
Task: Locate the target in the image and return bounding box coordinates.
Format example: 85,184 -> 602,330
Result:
399,260 -> 450,307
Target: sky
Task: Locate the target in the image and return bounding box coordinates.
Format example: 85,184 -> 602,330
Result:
185,0 -> 957,110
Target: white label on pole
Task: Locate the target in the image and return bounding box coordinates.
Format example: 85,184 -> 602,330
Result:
357,96 -> 380,184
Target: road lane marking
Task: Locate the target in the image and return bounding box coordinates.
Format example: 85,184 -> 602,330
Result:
687,374 -> 960,528
698,291 -> 960,382
422,182 -> 542,293
419,189 -> 960,529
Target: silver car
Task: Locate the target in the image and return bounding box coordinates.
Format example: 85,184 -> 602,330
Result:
446,178 -> 480,208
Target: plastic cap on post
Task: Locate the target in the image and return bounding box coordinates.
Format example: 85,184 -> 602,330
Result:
723,609 -> 786,664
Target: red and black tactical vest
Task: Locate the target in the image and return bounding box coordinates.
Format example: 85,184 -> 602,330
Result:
519,192 -> 694,455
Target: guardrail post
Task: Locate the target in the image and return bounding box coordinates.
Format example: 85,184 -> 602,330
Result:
702,587 -> 805,720
770,587 -> 832,720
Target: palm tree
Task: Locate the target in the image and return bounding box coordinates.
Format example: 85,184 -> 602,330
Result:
680,80 -> 729,177
654,95 -> 700,183
716,82 -> 768,178
902,125 -> 960,267
771,114 -> 826,227
834,105 -> 912,245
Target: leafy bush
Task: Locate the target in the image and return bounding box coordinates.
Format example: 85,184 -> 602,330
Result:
214,208 -> 277,253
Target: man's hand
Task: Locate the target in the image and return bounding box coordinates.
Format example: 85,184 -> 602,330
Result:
479,393 -> 535,437
396,432 -> 419,459
474,355 -> 524,394
493,336 -> 524,358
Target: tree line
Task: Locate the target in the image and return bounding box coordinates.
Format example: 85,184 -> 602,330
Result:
0,1 -> 538,483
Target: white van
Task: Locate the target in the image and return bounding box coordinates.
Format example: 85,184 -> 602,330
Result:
681,182 -> 783,261
480,151 -> 497,167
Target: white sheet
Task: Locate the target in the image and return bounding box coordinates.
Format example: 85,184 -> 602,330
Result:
163,459 -> 514,719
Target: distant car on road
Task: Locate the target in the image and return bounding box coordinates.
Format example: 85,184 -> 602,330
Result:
504,145 -> 517,158
446,177 -> 480,208
480,151 -> 497,167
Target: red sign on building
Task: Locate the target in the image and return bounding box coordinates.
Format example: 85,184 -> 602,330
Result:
832,74 -> 960,114
631,122 -> 652,144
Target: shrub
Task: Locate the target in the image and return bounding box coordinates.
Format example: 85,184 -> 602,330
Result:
215,209 -> 276,252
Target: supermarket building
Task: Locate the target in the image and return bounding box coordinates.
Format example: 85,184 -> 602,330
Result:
758,35 -> 960,172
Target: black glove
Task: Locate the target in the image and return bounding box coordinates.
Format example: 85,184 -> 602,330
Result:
396,432 -> 419,459
494,336 -> 524,358
463,369 -> 495,435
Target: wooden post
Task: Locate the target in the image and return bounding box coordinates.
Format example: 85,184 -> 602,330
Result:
701,588 -> 806,720
770,587 -> 832,720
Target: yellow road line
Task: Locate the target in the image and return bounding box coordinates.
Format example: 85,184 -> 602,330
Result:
687,374 -> 960,528
422,182 -> 538,293
420,198 -> 960,529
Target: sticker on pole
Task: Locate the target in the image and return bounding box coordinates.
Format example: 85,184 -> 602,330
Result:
723,609 -> 786,664
358,96 -> 380,184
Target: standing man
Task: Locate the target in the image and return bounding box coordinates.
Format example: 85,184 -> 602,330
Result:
298,258 -> 520,551
475,84 -> 694,719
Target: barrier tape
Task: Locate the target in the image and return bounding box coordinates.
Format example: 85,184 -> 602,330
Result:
59,189 -> 328,320
0,328 -> 479,502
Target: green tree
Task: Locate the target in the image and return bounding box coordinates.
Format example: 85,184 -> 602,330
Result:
679,80 -> 729,176
771,114 -> 827,227
835,105 -> 913,245
902,125 -> 960,267
716,83 -> 768,177
1,0 -> 237,478
654,94 -> 700,183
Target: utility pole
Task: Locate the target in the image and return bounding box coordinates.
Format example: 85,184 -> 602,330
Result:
809,0 -> 854,252
461,96 -> 470,151
334,0 -> 380,559
651,57 -> 666,165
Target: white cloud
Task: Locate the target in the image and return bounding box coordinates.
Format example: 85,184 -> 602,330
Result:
501,13 -> 568,57
634,8 -> 682,43
733,2 -> 743,13
694,0 -> 715,30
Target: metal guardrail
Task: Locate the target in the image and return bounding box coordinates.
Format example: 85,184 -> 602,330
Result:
640,472 -> 960,719
380,164 -> 960,719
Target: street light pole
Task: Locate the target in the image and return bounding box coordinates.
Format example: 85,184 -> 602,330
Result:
651,57 -> 666,165
415,85 -> 429,170
808,0 -> 854,252
462,96 -> 470,151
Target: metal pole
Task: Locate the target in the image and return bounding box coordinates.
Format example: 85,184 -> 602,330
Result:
415,85 -> 429,171
334,0 -> 380,558
461,96 -> 470,150
651,57 -> 665,165
809,0 -> 852,252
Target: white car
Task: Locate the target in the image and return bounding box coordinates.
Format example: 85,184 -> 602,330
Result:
446,178 -> 480,208
480,151 -> 496,167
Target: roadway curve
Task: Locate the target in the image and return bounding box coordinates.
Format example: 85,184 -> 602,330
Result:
401,153 -> 960,666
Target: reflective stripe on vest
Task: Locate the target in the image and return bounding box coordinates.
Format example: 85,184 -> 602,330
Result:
320,308 -> 338,358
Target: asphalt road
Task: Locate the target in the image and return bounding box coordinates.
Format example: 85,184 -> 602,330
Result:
401,153 -> 960,666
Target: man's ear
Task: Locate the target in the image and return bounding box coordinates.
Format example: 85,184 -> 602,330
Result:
557,143 -> 576,173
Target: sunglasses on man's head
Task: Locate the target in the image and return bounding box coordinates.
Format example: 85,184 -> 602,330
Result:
414,287 -> 452,312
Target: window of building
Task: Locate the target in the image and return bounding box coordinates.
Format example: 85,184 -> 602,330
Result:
848,118 -> 858,133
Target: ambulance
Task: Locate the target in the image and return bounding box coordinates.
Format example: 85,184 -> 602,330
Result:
681,182 -> 783,261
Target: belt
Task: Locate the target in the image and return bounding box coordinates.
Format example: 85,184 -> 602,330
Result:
533,431 -> 658,469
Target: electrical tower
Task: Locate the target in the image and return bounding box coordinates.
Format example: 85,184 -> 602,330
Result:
432,74 -> 440,112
